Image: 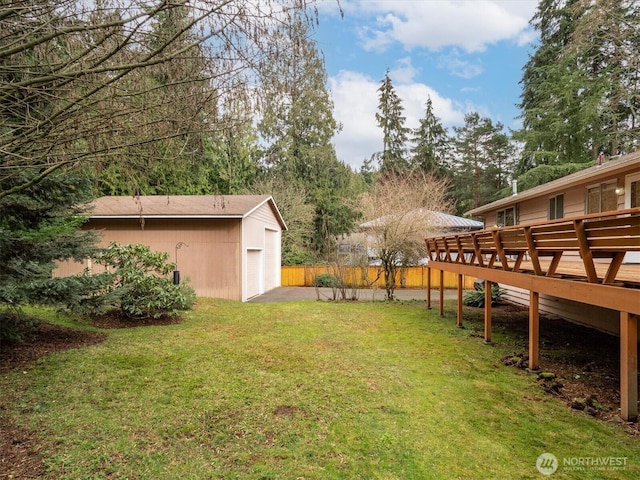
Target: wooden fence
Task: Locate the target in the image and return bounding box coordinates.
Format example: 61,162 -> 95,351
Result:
281,265 -> 477,289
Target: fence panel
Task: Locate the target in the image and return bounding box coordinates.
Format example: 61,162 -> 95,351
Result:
281,265 -> 476,289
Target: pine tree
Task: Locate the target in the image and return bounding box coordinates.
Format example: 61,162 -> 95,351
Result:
206,85 -> 260,195
451,113 -> 514,214
375,70 -> 410,174
411,97 -> 450,175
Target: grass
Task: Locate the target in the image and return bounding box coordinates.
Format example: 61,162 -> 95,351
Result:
2,298 -> 639,479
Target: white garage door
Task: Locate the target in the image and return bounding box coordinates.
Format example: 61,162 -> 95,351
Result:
246,249 -> 263,299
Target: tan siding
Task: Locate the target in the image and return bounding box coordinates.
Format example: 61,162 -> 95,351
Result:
250,202 -> 281,228
479,167 -> 635,227
57,218 -> 243,300
246,249 -> 262,298
264,229 -> 279,292
483,212 -> 496,228
563,185 -> 586,217
243,203 -> 281,246
518,196 -> 547,224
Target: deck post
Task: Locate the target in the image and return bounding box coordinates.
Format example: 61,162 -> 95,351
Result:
439,269 -> 444,317
484,280 -> 492,343
426,266 -> 432,309
620,312 -> 638,421
457,273 -> 463,328
529,291 -> 540,370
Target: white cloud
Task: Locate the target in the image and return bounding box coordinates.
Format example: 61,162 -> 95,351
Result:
316,0 -> 538,168
329,71 -> 381,167
389,57 -> 418,84
329,69 -> 464,169
437,50 -> 484,79
339,0 -> 537,53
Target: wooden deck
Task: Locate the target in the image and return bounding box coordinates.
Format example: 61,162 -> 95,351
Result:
425,208 -> 640,421
521,259 -> 639,286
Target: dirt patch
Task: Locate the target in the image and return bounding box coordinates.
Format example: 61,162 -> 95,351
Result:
487,304 -> 639,436
0,322 -> 108,375
90,312 -> 183,329
274,405 -> 302,417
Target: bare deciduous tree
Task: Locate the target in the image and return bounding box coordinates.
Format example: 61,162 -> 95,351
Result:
359,172 -> 451,300
0,0 -> 320,198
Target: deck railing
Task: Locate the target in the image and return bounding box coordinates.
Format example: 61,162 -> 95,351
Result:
425,207 -> 640,287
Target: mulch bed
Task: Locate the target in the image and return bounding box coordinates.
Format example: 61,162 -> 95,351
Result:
0,307 -> 637,479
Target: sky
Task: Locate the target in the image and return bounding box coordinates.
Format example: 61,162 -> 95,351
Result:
311,0 -> 540,170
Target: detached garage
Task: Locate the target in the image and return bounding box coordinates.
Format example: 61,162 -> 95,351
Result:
59,195 -> 287,301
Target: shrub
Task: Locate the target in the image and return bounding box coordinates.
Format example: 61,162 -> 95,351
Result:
95,242 -> 195,320
463,284 -> 505,308
313,273 -> 341,288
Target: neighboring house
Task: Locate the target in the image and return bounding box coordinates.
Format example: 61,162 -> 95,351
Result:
360,210 -> 484,234
343,210 -> 483,264
56,195 -> 287,301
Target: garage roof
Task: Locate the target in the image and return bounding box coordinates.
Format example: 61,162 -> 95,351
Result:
90,195 -> 287,230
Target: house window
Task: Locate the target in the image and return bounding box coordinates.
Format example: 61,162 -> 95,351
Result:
586,182 -> 617,214
631,179 -> 639,208
496,206 -> 516,227
548,194 -> 564,220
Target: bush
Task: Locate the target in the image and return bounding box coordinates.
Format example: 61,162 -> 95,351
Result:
313,273 -> 341,288
463,285 -> 506,308
95,242 -> 195,320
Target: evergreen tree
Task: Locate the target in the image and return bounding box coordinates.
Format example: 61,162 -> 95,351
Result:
451,113 -> 514,215
92,1 -> 216,195
205,85 -> 260,195
375,70 -> 410,174
411,97 -> 450,175
567,0 -> 640,157
0,0 -> 322,199
257,3 -> 359,255
0,172 -> 104,339
360,155 -> 378,186
516,0 -> 639,172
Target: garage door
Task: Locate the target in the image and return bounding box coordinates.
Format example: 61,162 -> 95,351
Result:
246,249 -> 262,299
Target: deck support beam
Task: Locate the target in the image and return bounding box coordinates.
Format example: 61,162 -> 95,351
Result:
438,270 -> 444,317
457,274 -> 463,328
529,291 -> 540,370
426,266 -> 432,309
484,280 -> 492,343
620,312 -> 638,421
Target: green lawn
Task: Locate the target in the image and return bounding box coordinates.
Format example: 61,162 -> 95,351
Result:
2,299 -> 638,479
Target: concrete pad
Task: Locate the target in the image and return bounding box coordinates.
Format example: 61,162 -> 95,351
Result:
249,286 -> 460,303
